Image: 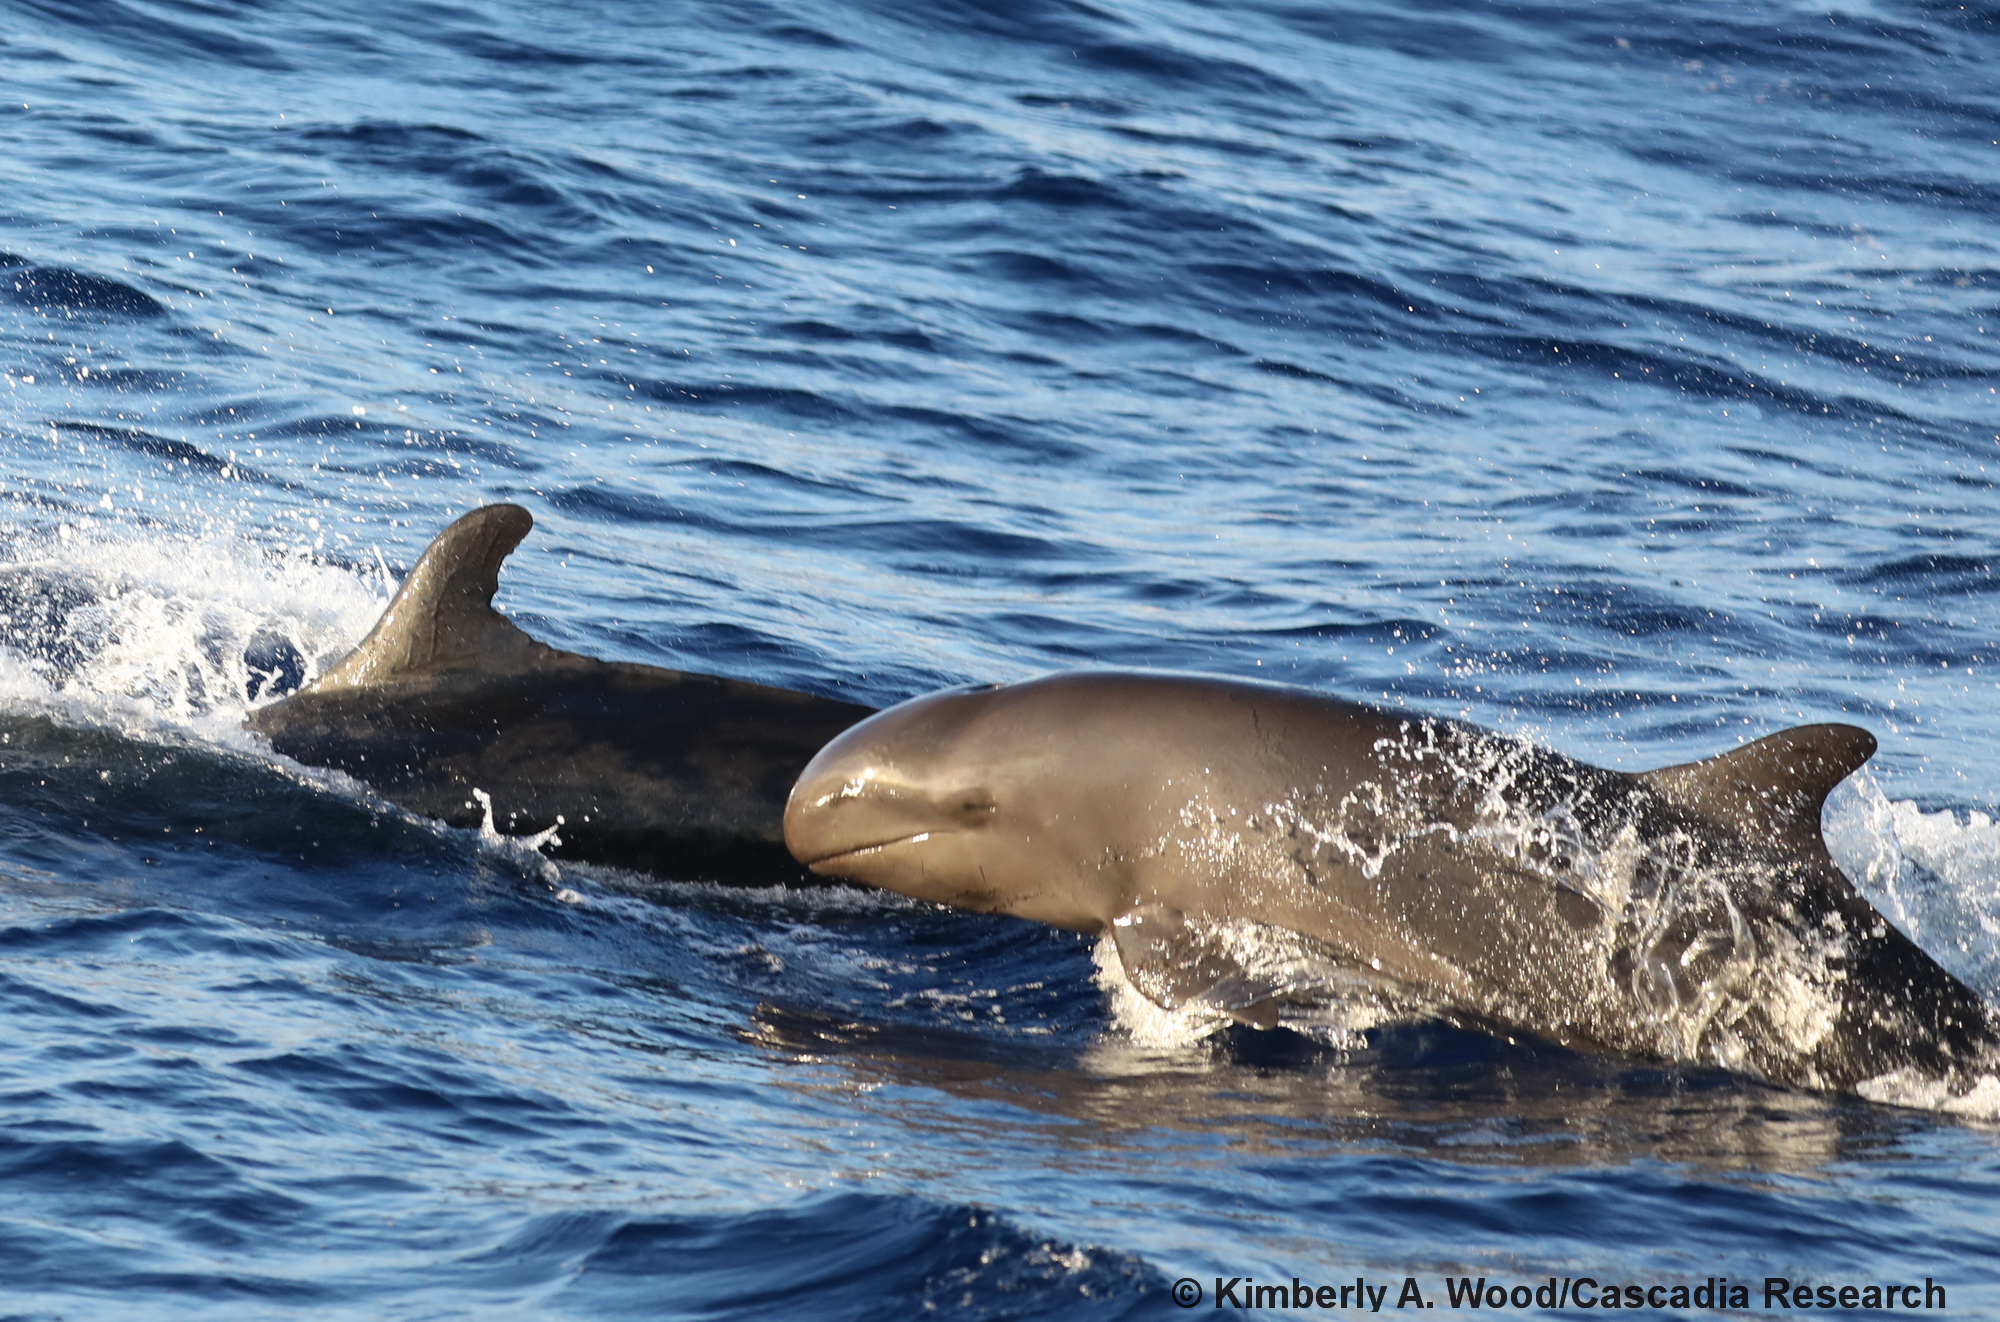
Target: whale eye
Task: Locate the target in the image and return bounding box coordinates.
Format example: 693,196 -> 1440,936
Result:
952,789 -> 998,822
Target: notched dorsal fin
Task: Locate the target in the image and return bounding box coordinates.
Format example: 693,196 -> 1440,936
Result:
306,503 -> 560,692
1636,723 -> 1877,849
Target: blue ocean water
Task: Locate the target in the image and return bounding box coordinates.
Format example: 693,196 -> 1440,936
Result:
1,0 -> 1999,1315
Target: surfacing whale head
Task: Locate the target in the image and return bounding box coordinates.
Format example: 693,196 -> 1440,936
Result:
785,676 -> 1179,932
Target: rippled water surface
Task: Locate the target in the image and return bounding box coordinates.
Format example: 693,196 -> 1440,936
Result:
3,0 -> 2000,1315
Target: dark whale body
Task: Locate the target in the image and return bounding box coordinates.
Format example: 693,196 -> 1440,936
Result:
786,673 -> 2000,1095
249,505 -> 871,883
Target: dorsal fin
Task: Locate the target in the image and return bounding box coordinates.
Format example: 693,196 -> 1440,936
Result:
1635,724 -> 1877,850
305,504 -> 564,692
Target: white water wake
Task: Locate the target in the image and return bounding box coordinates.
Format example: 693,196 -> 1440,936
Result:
0,520 -> 387,749
1825,772 -> 2000,1001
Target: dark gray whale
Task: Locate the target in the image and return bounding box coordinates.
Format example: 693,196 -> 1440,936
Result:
785,672 -> 1999,1094
249,505 -> 872,883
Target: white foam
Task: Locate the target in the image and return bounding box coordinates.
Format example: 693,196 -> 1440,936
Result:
1090,928 -> 1387,1052
1090,935 -> 1228,1050
0,519 -> 389,750
1855,1067 -> 2000,1120
1825,771 -> 2000,999
469,786 -> 564,884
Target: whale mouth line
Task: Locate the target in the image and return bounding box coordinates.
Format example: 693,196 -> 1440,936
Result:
799,830 -> 944,869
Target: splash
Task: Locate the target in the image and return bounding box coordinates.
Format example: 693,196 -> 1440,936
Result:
1092,935 -> 1228,1050
1856,1068 -> 2000,1120
470,786 -> 565,885
1825,771 -> 2000,999
0,519 -> 388,748
1102,723 -> 2000,1113
1828,778 -> 2000,1118
1094,918 -> 1402,1053
1244,722 -> 1793,1066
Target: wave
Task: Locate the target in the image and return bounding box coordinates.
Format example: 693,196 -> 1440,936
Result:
555,1191 -> 1162,1320
2,260 -> 166,319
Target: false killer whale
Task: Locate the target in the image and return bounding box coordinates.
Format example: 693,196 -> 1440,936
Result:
784,672 -> 1999,1093
248,504 -> 872,883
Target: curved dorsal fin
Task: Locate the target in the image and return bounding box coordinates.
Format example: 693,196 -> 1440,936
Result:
1635,724 -> 1877,849
306,504 -> 561,692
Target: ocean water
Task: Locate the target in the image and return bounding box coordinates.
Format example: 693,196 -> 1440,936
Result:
1,0 -> 1999,1315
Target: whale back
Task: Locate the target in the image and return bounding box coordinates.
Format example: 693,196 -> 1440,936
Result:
248,503 -> 876,884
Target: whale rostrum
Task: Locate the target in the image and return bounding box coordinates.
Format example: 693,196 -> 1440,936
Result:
784,672 -> 1999,1094
249,505 -> 872,883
